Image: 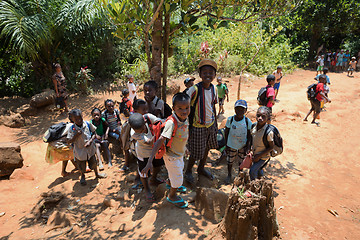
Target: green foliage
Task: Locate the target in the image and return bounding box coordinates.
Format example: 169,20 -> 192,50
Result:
74,67 -> 95,94
169,22 -> 297,76
113,58 -> 149,86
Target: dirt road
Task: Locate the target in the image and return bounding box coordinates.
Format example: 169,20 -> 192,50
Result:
0,69 -> 359,239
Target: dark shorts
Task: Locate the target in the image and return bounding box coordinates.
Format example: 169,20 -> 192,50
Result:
310,98 -> 321,114
274,82 -> 280,90
189,123 -> 218,160
76,155 -> 97,173
218,97 -> 225,106
137,157 -> 164,173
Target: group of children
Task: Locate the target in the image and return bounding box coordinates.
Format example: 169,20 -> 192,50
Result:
317,49 -> 358,75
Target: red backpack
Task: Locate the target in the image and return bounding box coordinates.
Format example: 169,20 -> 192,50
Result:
145,115 -> 178,159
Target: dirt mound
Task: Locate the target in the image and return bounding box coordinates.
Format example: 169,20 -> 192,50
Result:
215,172 -> 279,240
195,187 -> 228,222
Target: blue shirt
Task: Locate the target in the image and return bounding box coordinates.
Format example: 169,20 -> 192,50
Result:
315,74 -> 330,85
225,116 -> 251,150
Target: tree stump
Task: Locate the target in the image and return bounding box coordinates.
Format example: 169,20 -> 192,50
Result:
217,172 -> 279,240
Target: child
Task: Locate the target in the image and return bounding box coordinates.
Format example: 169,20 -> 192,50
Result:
183,77 -> 195,95
336,50 -> 344,72
144,80 -> 165,118
142,92 -> 190,208
265,74 -> 276,114
303,74 -> 332,126
185,59 -> 219,184
216,76 -> 229,115
91,108 -> 112,169
102,99 -> 122,141
272,66 -> 283,102
224,100 -> 252,184
128,113 -> 165,202
249,107 -> 274,180
67,109 -> 106,185
348,57 -> 357,76
120,89 -> 133,117
344,50 -> 350,69
127,74 -> 137,103
316,55 -> 324,75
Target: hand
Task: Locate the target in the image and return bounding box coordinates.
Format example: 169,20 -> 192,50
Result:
96,135 -> 101,140
227,97 -> 229,102
245,147 -> 251,155
104,134 -> 108,140
141,162 -> 153,176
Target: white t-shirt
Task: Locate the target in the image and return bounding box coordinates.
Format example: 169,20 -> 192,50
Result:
226,116 -> 251,150
131,124 -> 153,161
127,82 -> 137,102
187,84 -> 218,127
317,57 -> 324,66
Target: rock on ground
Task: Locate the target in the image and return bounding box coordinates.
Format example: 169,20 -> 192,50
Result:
29,89 -> 55,108
0,142 -> 24,177
0,113 -> 25,128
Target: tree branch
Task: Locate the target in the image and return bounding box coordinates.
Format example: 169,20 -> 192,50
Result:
145,0 -> 165,33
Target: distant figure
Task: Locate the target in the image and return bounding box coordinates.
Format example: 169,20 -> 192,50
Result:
316,55 -> 324,75
348,57 -> 357,76
336,50 -> 344,72
52,63 -> 69,112
119,89 -> 133,117
126,74 -> 137,103
272,66 -> 283,102
343,50 -> 351,69
216,76 -> 229,115
304,75 -> 331,126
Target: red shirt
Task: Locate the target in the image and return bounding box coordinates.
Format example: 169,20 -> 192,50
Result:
316,83 -> 324,101
122,97 -> 133,112
266,85 -> 275,108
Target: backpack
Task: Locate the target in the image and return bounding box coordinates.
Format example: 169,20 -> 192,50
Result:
71,121 -> 91,134
119,99 -> 130,117
307,83 -> 318,100
262,124 -> 283,157
257,86 -> 270,106
217,116 -> 251,150
146,115 -> 178,159
155,98 -> 172,119
43,122 -> 67,143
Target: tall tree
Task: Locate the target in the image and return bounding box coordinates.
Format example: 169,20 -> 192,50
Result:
100,0 -> 300,99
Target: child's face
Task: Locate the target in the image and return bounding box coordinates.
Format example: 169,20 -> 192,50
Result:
217,77 -> 222,84
129,77 -> 134,83
173,100 -> 190,121
106,102 -> 115,113
235,106 -> 246,119
56,67 -> 62,73
92,111 -> 101,121
200,66 -> 216,85
135,103 -> 149,115
256,109 -> 268,126
73,115 -> 83,127
134,125 -> 146,134
277,68 -> 282,73
268,79 -> 275,86
319,77 -> 326,84
144,85 -> 156,102
185,81 -> 194,88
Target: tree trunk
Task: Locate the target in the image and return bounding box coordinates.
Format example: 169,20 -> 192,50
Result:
150,1 -> 163,98
162,11 -> 170,102
308,25 -> 321,61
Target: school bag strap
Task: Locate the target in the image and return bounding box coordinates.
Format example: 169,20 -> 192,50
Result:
103,109 -> 121,124
164,115 -> 178,148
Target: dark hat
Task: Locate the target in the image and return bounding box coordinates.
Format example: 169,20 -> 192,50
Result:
198,59 -> 217,71
184,77 -> 195,84
234,99 -> 247,109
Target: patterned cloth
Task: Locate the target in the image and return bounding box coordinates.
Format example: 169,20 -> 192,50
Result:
45,137 -> 73,164
227,147 -> 246,164
53,72 -> 68,100
188,123 -> 218,160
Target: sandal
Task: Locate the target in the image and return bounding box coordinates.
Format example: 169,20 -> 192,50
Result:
166,184 -> 187,193
166,197 -> 188,209
311,121 -> 320,127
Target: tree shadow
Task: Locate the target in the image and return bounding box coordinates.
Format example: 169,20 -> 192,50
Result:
47,172 -> 80,189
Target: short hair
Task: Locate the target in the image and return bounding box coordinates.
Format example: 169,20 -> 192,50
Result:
54,63 -> 61,69
172,92 -> 190,106
277,66 -> 282,69
323,67 -> 329,72
128,113 -> 145,130
91,107 -> 101,115
257,106 -> 271,120
144,80 -> 158,90
318,74 -> 326,80
122,89 -> 129,97
266,74 -> 276,83
217,76 -> 222,80
133,99 -> 147,111
104,99 -> 114,106
69,109 -> 82,118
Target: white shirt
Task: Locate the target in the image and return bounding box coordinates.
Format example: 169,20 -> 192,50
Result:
127,82 -> 137,102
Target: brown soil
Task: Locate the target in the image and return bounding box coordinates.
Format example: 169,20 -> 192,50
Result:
1,69 -> 360,239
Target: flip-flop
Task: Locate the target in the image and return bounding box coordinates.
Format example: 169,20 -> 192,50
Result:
165,184 -> 187,193
166,197 -> 188,209
131,182 -> 143,189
